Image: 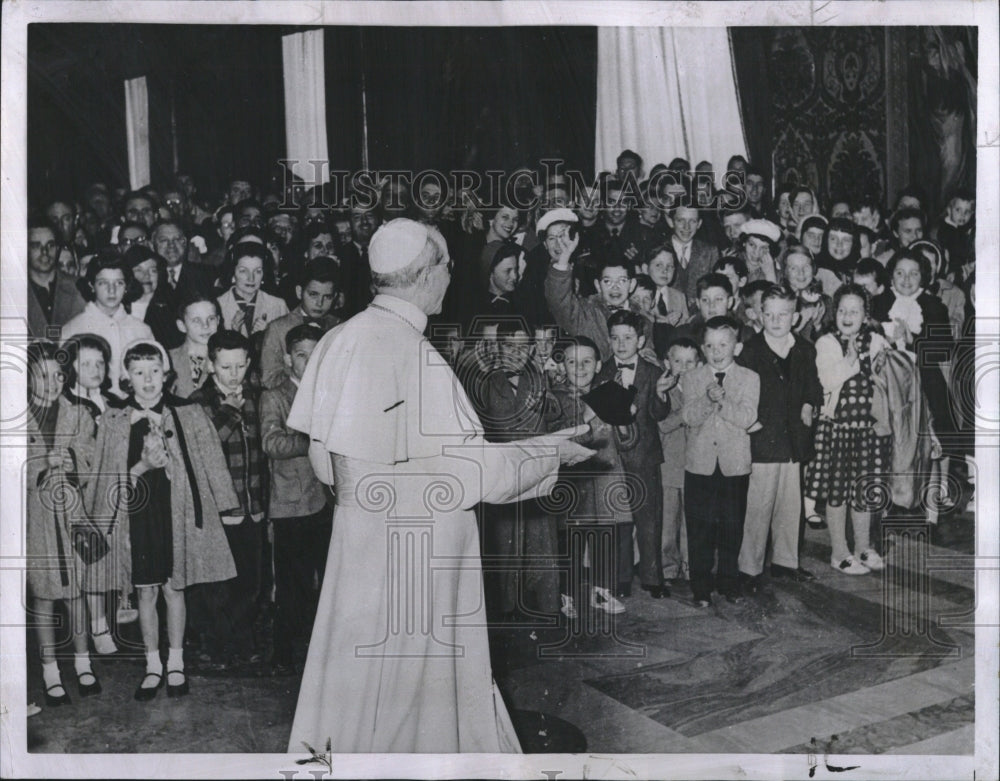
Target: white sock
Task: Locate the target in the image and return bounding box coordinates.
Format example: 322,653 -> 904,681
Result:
91,615 -> 109,635
167,647 -> 184,672
42,660 -> 62,689
145,650 -> 163,675
74,653 -> 93,677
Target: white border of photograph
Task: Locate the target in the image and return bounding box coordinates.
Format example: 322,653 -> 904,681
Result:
2,2 -> 997,779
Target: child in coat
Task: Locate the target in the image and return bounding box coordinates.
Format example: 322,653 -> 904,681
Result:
26,341 -> 95,706
260,324 -> 332,672
85,340 -> 238,700
53,334 -> 118,656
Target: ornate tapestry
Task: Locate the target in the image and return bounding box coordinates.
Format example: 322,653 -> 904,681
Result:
768,27 -> 887,207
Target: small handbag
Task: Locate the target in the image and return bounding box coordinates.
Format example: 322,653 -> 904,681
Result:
70,518 -> 110,565
52,481 -> 109,565
116,590 -> 139,624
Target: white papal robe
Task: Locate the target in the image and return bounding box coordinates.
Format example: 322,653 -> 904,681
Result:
286,294 -> 563,753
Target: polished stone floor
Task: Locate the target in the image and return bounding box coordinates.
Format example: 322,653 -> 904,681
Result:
25,504 -> 976,756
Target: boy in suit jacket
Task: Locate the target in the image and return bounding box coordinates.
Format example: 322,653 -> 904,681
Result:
737,286 -> 823,591
259,257 -> 340,390
597,310 -> 673,598
667,205 -> 720,311
658,337 -> 702,584
682,316 -> 759,605
260,324 -> 332,673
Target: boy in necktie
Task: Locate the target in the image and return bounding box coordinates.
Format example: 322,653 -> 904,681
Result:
597,310 -> 673,598
681,316 -> 759,606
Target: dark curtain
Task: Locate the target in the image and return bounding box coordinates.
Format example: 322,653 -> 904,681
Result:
728,28 -> 773,183
171,26 -> 286,204
28,24 -> 596,213
329,26 -> 597,181
28,24 -> 129,210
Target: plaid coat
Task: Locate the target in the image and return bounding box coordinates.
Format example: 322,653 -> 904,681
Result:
190,380 -> 267,520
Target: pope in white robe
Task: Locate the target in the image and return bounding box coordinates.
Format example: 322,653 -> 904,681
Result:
285,219 -> 592,753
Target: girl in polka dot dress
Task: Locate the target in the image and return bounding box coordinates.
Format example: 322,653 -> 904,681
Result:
804,284 -> 892,575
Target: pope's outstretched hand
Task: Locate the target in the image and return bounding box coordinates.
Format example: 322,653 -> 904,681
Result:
549,424 -> 596,466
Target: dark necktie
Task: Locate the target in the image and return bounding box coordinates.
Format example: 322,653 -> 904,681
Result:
168,267 -> 178,288
237,299 -> 255,335
190,354 -> 205,384
715,372 -> 726,386
656,291 -> 669,316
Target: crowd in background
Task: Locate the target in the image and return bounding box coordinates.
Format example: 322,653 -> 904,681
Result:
23,148 -> 977,709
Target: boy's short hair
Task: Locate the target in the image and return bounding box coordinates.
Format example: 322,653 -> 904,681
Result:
695,272 -> 734,298
643,240 -> 677,268
720,204 -> 752,221
299,255 -> 340,289
853,257 -> 888,289
177,291 -> 223,321
301,221 -> 335,245
713,255 -> 749,280
703,315 -> 741,341
560,334 -> 600,360
890,206 -> 925,234
208,329 -> 251,361
597,257 -> 632,278
760,284 -> 797,308
496,318 -> 531,340
606,308 -> 645,335
666,336 -> 703,360
616,149 -> 643,169
285,323 -> 324,353
741,279 -> 773,302
631,273 -> 657,295
853,196 -> 882,215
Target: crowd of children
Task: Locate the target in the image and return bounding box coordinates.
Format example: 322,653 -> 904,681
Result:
24,157 -> 976,709
25,251 -> 337,707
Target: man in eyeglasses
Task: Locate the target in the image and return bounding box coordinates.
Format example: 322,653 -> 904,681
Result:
27,220 -> 85,338
144,220 -> 218,348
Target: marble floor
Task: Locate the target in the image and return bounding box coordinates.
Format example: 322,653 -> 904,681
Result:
25,503 -> 976,756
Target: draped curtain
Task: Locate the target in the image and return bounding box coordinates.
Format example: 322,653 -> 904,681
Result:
596,27 -> 747,174
728,28 -> 773,182
282,29 -> 329,182
124,76 -> 150,189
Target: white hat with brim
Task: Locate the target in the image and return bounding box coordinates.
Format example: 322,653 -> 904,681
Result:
536,207 -> 579,236
740,218 -> 782,244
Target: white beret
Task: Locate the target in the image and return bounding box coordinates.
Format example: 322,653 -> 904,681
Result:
536,207 -> 579,235
740,218 -> 782,243
368,218 -> 440,274
122,338 -> 171,373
